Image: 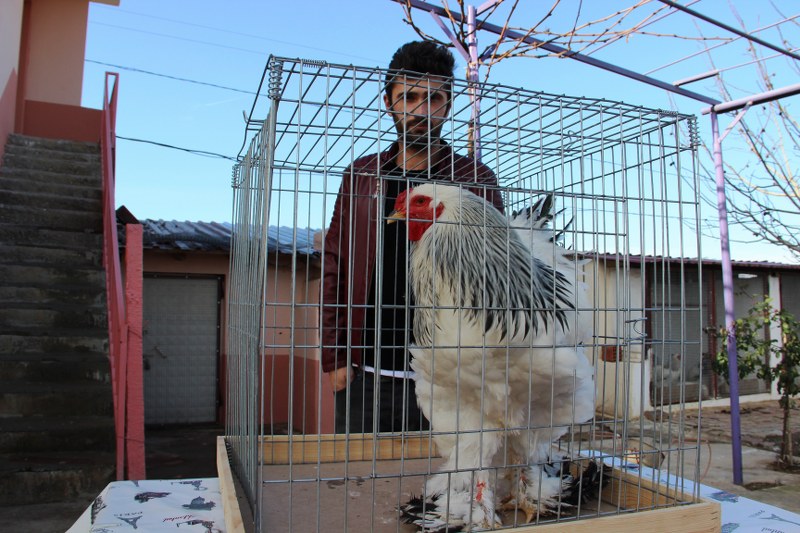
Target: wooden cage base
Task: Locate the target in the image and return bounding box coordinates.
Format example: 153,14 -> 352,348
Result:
217,435 -> 720,533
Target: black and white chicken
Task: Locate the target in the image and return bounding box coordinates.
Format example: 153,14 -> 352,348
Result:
388,183 -> 597,531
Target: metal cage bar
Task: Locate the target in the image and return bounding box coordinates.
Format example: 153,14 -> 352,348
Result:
227,56 -> 705,532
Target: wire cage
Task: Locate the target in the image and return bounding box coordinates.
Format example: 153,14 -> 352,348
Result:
225,56 -> 715,532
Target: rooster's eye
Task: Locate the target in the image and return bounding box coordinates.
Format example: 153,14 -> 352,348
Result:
414,197 -> 426,205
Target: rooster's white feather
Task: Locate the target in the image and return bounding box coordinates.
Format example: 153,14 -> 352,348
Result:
395,184 -> 595,531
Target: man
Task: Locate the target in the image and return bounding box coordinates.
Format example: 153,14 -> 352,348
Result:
321,40 -> 503,433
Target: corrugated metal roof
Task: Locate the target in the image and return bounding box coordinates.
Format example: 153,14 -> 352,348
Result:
141,220 -> 231,251
121,219 -> 319,256
592,253 -> 800,271
123,219 -> 800,269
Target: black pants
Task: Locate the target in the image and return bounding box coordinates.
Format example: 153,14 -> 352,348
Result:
334,370 -> 430,433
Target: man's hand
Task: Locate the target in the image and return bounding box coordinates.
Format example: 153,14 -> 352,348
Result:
328,367 -> 355,392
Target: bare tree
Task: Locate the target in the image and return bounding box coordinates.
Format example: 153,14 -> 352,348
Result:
697,6 -> 800,260
398,0 -> 729,83
398,1 -> 799,259
703,105 -> 800,260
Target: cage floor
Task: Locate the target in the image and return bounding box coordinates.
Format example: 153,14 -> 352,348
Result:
260,458 -> 618,533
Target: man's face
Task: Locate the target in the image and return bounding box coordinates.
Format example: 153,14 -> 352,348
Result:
384,75 -> 450,147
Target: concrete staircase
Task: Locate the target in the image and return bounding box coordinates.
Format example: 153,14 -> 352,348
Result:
0,134 -> 115,506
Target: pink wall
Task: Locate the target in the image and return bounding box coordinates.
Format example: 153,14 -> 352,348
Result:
24,0 -> 89,106
22,100 -> 101,142
259,255 -> 331,433
19,0 -> 105,142
0,0 -> 24,162
0,70 -> 19,163
262,352 -> 333,435
0,0 -> 119,149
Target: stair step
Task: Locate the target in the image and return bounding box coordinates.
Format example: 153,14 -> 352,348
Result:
0,284 -> 105,307
0,307 -> 107,330
0,223 -> 103,249
0,243 -> 101,268
0,416 -> 115,454
0,203 -> 102,232
0,188 -> 102,212
0,264 -> 105,288
1,152 -> 101,177
0,166 -> 101,188
0,322 -> 107,341
6,134 -> 101,155
1,327 -> 108,341
0,175 -> 102,200
2,143 -> 101,165
0,333 -> 107,355
0,354 -> 110,382
0,450 -> 114,505
0,381 -> 113,417
0,133 -> 115,508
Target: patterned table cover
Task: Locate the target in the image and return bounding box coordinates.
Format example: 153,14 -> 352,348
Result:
66,466 -> 800,533
66,478 -> 226,532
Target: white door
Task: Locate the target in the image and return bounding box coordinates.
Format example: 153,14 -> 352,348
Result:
143,276 -> 220,424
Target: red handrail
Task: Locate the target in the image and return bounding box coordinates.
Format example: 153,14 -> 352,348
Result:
101,72 -> 145,480
101,72 -> 126,480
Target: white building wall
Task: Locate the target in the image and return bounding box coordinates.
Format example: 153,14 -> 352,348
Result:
585,260 -> 651,419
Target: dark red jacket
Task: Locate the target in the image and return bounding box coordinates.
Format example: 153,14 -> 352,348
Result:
320,142 -> 503,373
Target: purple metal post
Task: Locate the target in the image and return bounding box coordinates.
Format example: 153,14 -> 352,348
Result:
705,82 -> 800,115
466,4 -> 482,160
428,3 -> 484,159
710,112 -> 744,485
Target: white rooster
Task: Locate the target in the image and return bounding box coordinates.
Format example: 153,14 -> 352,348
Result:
388,183 -> 596,531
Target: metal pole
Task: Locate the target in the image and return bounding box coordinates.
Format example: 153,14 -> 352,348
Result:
710,111 -> 743,485
703,82 -> 800,115
466,4 -> 482,160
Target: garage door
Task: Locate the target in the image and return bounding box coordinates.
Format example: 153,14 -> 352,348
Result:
143,276 -> 221,424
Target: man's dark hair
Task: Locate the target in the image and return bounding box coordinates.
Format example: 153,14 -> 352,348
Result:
384,41 -> 456,103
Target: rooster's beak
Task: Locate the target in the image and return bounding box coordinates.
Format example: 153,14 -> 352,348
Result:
386,209 -> 406,224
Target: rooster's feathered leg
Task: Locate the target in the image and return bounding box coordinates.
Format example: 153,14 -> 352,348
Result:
402,400 -> 504,532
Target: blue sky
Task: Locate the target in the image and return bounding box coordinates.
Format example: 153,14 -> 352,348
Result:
81,1 -> 799,263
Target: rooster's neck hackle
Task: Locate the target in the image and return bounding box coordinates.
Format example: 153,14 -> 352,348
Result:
408,188 -> 574,345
